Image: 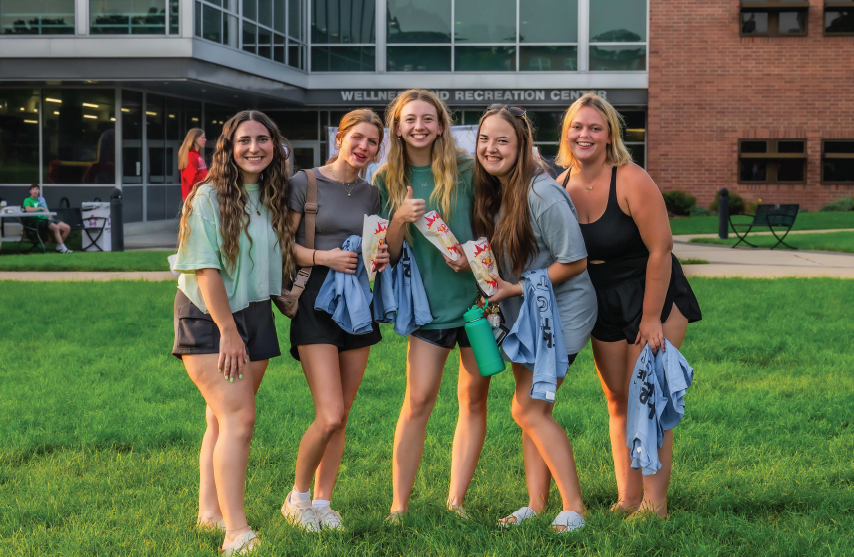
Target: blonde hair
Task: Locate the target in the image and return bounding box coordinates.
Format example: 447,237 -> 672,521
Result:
378,89 -> 468,222
555,92 -> 633,169
326,108 -> 385,174
178,128 -> 205,171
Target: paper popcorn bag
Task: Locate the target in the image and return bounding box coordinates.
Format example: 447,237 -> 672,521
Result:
362,214 -> 389,281
414,211 -> 461,261
462,237 -> 499,296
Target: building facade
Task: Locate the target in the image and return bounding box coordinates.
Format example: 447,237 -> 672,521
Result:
1,0 -> 849,224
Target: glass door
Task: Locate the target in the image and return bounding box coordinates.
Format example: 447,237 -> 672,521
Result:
288,140 -> 320,175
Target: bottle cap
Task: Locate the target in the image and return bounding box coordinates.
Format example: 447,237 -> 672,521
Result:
463,306 -> 486,323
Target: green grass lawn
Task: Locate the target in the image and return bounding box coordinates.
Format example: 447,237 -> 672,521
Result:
1,279 -> 852,556
0,251 -> 171,272
691,231 -> 854,254
670,211 -> 854,235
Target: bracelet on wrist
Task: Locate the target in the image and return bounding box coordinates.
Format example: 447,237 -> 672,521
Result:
312,250 -> 316,266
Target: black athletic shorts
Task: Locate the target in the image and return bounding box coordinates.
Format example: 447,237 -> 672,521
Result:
172,289 -> 281,362
289,266 -> 382,360
411,326 -> 471,349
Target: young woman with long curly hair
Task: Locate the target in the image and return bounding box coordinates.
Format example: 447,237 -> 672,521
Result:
172,110 -> 293,555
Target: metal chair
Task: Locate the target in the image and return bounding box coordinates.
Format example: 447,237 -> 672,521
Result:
729,204 -> 800,250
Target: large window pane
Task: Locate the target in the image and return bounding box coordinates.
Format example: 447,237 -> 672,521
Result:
520,46 -> 577,71
387,46 -> 451,71
243,21 -> 257,54
311,46 -> 375,71
823,159 -> 854,182
258,0 -> 272,27
741,12 -> 768,34
590,0 -> 646,42
146,94 -> 166,184
527,112 -> 563,143
288,41 -> 305,69
312,0 -> 375,44
243,0 -> 256,21
122,91 -> 143,184
269,112 -> 318,140
387,0 -> 451,44
202,4 -> 222,43
90,0 -> 167,35
589,46 -> 646,71
626,144 -> 645,168
620,110 -> 645,142
169,0 -> 178,33
224,14 -> 238,47
288,0 -> 301,39
519,0 -> 577,43
258,26 -> 273,59
826,10 -> 854,34
779,11 -> 807,34
43,90 -> 116,185
1,0 -> 75,35
740,160 -> 767,182
455,46 -> 515,71
455,0 -> 515,43
777,160 -> 805,182
0,90 -> 40,184
274,0 -> 285,32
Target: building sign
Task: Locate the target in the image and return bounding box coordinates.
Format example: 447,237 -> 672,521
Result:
307,89 -> 647,106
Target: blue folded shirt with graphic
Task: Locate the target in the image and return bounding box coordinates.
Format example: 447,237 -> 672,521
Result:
501,269 -> 568,404
315,235 -> 375,335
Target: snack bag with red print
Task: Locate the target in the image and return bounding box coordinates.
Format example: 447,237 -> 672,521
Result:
462,237 -> 499,296
414,210 -> 461,261
362,214 -> 389,281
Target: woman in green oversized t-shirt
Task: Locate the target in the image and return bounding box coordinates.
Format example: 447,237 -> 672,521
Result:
374,89 -> 486,520
172,111 -> 294,555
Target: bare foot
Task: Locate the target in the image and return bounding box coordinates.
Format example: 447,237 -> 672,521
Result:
610,501 -> 641,514
196,515 -> 225,532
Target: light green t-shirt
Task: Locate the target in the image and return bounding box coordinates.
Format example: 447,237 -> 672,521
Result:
374,159 -> 478,330
23,197 -> 48,220
174,184 -> 283,314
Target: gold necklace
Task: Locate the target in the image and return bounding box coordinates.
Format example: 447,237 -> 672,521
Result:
580,164 -> 607,191
327,165 -> 358,196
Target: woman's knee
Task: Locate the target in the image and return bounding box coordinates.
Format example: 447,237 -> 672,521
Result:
511,398 -> 543,430
317,409 -> 348,438
223,408 -> 256,441
403,392 -> 436,421
205,406 -> 219,434
458,389 -> 488,416
603,389 -> 629,416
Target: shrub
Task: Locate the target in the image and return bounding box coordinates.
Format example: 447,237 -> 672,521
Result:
710,190 -> 746,215
819,197 -> 854,212
690,205 -> 710,217
663,190 -> 696,216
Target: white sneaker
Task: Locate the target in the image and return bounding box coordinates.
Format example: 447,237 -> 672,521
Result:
313,505 -> 343,531
56,245 -> 73,254
281,493 -> 320,532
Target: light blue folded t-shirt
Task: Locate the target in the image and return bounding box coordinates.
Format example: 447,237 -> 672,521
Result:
315,235 -> 375,335
373,240 -> 433,336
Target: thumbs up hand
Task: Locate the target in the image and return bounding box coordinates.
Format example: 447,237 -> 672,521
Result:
398,185 -> 426,223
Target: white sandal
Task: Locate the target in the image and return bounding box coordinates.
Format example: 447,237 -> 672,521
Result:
219,530 -> 258,556
498,506 -> 537,528
551,510 -> 585,534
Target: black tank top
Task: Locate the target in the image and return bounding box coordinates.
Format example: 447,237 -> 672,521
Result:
564,166 -> 649,288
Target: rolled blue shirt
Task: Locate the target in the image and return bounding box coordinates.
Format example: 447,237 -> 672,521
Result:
373,240 -> 433,336
501,269 -> 568,404
315,235 -> 375,335
627,339 -> 695,475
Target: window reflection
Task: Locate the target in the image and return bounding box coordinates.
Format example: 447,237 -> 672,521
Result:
387,46 -> 451,71
519,0 -> 577,43
590,0 -> 646,42
90,0 -> 167,35
122,91 -> 143,184
42,90 -> 116,185
825,10 -> 854,34
1,0 -> 74,34
311,0 -> 375,44
740,160 -> 767,182
455,46 -> 515,71
0,90 -> 40,184
454,0 -> 515,43
387,0 -> 451,44
778,11 -> 806,34
520,46 -> 577,72
311,46 -> 376,71
589,46 -> 646,71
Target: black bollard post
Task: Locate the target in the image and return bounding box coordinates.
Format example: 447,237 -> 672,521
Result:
110,187 -> 124,252
718,188 -> 729,239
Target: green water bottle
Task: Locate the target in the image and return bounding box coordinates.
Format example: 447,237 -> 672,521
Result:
463,306 -> 506,377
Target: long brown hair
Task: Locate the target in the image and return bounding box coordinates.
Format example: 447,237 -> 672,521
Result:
555,92 -> 633,169
378,89 -> 467,223
472,107 -> 544,278
178,127 -> 205,171
326,109 -> 384,173
179,111 -> 294,277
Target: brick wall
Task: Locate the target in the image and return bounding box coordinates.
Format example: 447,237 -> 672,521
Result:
648,0 -> 854,210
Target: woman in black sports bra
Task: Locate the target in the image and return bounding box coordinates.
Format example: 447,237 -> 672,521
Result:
556,93 -> 701,518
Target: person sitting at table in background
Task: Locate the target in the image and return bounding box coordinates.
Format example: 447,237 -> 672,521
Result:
180,128 -> 209,201
23,184 -> 73,254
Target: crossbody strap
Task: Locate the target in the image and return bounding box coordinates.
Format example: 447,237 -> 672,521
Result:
290,168 -> 319,293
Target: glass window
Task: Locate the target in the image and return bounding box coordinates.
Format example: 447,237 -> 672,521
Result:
1,0 -> 75,35
311,46 -> 375,71
122,90 -> 143,184
274,0 -> 285,32
822,140 -> 854,183
311,0 -> 375,44
387,0 -> 451,44
519,0 -> 577,43
169,0 -> 178,34
455,46 -> 515,71
243,21 -> 257,54
268,111 -> 318,140
274,32 -> 285,62
258,0 -> 272,27
741,12 -> 769,34
527,111 -> 563,143
738,139 -> 806,184
740,141 -> 767,153
620,110 -> 645,142
519,46 -> 577,71
740,3 -> 809,36
590,0 -> 646,42
739,160 -> 767,182
777,159 -> 805,182
778,11 -> 807,34
258,25 -> 273,58
288,0 -> 301,39
90,0 -> 167,35
42,90 -> 116,185
826,10 -> 854,34
626,143 -> 645,168
224,13 -> 238,47
0,90 -> 40,184
454,0 -> 515,43
243,0 -> 256,22
387,46 -> 451,71
202,4 -> 222,43
146,94 -> 166,184
206,105 -> 237,142
589,46 -> 646,71
194,1 -> 202,36
288,40 -> 305,69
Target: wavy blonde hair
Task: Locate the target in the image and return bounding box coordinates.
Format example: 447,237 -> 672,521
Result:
555,92 -> 633,169
178,127 -> 205,171
378,89 -> 468,223
179,110 -> 294,277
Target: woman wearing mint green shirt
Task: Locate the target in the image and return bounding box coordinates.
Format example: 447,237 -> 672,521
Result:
171,110 -> 293,556
375,89 -> 485,520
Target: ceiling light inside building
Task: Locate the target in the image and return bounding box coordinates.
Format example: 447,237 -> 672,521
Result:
121,108 -> 130,113
24,119 -> 37,124
46,98 -> 62,103
83,114 -> 97,119
82,103 -> 99,108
